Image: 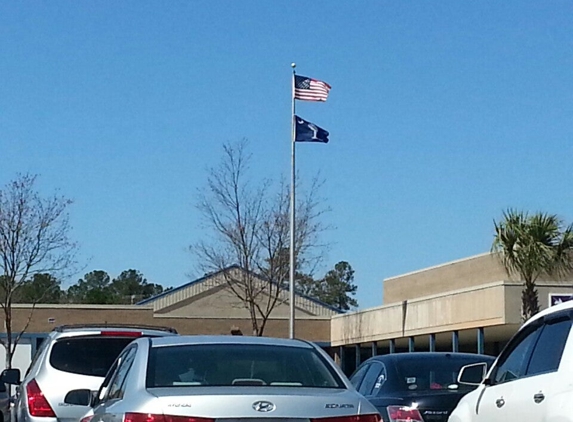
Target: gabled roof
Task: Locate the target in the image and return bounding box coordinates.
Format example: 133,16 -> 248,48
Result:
137,265 -> 342,315
137,266 -> 237,305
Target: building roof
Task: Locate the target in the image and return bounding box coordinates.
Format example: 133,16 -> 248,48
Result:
137,265 -> 342,316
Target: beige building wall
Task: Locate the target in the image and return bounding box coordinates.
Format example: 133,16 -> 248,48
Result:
3,267 -> 336,348
145,268 -> 338,319
383,252 -> 573,305
155,315 -> 331,342
9,305 -> 331,343
156,285 -> 324,318
383,253 -> 508,304
332,251 -> 573,349
531,283 -> 573,309
7,255 -> 572,353
10,304 -> 158,333
331,281 -> 517,347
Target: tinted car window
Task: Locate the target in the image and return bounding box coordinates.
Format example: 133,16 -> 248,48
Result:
50,337 -> 137,376
493,323 -> 542,384
106,346 -> 137,400
349,363 -> 370,390
95,358 -> 119,405
371,363 -> 387,395
526,318 -> 571,376
359,362 -> 383,396
394,356 -> 493,392
26,335 -> 51,376
147,344 -> 344,388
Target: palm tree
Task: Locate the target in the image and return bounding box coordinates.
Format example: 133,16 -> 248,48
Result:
492,209 -> 573,321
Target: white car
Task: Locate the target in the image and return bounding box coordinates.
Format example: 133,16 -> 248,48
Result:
449,299 -> 573,422
64,335 -> 381,422
0,324 -> 177,422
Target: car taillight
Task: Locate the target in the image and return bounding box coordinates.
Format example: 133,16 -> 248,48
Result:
311,414 -> 381,422
81,416 -> 94,422
124,413 -> 215,422
99,331 -> 143,337
386,405 -> 424,422
26,379 -> 56,417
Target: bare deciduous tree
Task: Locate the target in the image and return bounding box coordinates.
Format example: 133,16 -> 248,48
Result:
192,140 -> 329,336
0,174 -> 77,368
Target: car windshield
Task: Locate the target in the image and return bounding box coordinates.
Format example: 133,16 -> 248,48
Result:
394,356 -> 491,392
50,337 -> 137,377
146,343 -> 344,388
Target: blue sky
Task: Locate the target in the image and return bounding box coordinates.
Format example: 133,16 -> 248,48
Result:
1,1 -> 572,310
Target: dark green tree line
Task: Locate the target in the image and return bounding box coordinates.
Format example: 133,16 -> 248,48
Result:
66,269 -> 164,304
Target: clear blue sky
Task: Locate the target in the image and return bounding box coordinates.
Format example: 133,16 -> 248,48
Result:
1,1 -> 572,310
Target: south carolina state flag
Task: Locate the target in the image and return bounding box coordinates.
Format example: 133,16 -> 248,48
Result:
295,116 -> 329,143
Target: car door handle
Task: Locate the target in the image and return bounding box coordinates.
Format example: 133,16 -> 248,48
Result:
495,398 -> 505,408
533,393 -> 545,404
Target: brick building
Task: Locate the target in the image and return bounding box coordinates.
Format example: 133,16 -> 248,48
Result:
2,266 -> 339,372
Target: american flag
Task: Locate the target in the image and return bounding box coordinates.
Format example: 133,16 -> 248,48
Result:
294,75 -> 331,102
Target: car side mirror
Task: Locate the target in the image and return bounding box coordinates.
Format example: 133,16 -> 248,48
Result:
0,368 -> 21,385
457,362 -> 488,386
64,389 -> 94,407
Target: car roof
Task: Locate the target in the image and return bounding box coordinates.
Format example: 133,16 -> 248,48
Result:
364,351 -> 495,363
524,298 -> 573,327
52,323 -> 178,336
149,335 -> 314,348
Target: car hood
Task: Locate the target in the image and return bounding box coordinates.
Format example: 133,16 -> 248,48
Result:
147,387 -> 379,418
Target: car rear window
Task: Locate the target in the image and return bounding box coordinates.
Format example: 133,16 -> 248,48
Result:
146,344 -> 344,388
50,337 -> 137,377
394,356 -> 493,392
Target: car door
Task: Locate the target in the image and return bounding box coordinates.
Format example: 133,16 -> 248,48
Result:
473,312 -> 572,422
93,345 -> 138,422
503,313 -> 572,421
471,320 -> 543,422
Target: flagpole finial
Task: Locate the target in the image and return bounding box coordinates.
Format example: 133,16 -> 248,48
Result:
291,62 -> 296,69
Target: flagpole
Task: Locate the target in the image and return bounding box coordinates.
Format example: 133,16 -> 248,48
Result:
289,62 -> 296,339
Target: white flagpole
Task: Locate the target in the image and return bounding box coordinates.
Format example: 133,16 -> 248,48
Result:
289,63 -> 296,339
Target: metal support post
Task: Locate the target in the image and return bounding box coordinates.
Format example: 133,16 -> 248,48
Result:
452,330 -> 459,352
355,344 -> 361,369
477,327 -> 485,354
408,337 -> 415,352
429,333 -> 436,352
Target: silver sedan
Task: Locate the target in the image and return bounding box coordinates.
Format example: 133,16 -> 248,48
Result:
65,335 -> 381,422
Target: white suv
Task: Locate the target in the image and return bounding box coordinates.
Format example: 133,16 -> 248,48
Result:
449,299 -> 573,422
0,324 -> 177,422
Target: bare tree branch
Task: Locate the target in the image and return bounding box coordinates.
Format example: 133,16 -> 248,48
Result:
191,140 -> 330,335
0,174 -> 78,368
